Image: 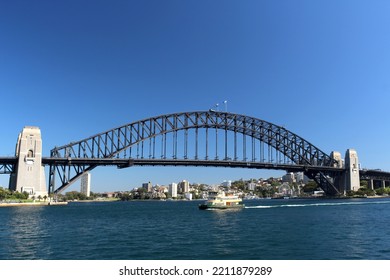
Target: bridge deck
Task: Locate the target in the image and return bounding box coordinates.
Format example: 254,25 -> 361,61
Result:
1,156 -> 390,181
41,157 -> 344,173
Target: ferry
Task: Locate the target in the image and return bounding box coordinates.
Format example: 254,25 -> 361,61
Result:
198,191 -> 244,210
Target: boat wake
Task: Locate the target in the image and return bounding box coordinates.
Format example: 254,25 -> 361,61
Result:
245,200 -> 390,209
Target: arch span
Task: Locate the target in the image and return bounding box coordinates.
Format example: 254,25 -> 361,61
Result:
49,111 -> 340,195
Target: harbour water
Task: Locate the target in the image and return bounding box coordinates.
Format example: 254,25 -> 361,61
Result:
1,198 -> 390,260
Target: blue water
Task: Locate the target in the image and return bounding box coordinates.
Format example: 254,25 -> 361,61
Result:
1,198 -> 390,260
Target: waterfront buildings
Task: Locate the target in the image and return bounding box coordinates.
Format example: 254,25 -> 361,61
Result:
282,172 -> 295,184
282,172 -> 310,184
222,180 -> 232,188
179,180 -> 189,193
142,182 -> 152,192
247,182 -> 256,191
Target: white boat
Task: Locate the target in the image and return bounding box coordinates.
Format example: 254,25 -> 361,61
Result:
198,191 -> 244,210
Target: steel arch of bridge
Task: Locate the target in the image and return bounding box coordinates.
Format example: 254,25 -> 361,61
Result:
49,111 -> 341,195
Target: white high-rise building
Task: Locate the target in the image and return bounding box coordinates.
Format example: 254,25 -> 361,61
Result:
80,172 -> 91,197
169,183 -> 177,198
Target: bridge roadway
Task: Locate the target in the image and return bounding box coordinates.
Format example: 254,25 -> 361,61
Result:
2,156 -> 390,181
1,155 -> 343,172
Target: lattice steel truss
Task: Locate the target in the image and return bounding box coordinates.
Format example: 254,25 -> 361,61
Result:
49,111 -> 341,195
0,157 -> 16,174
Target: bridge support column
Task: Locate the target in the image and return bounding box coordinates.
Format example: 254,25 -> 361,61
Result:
9,127 -> 47,198
80,172 -> 91,197
368,179 -> 374,190
344,149 -> 360,192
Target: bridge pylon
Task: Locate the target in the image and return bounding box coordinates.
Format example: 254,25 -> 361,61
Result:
344,149 -> 360,192
9,127 -> 47,198
329,149 -> 360,194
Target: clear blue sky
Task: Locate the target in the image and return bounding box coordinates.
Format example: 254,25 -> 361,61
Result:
1,0 -> 390,192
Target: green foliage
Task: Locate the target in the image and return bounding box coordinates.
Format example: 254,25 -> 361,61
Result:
120,193 -> 132,201
231,180 -> 245,190
374,187 -> 390,196
271,181 -> 281,187
64,191 -> 89,201
347,187 -> 376,197
302,181 -> 318,193
0,188 -> 6,201
258,187 -> 277,198
0,187 -> 30,201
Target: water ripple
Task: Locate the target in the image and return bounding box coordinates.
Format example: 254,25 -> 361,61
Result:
1,199 -> 390,259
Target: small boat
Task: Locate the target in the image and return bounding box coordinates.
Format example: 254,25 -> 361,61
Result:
198,191 -> 244,210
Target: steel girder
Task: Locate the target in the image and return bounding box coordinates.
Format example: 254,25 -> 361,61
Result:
49,111 -> 340,194
0,157 -> 16,174
359,169 -> 390,181
0,164 -> 14,174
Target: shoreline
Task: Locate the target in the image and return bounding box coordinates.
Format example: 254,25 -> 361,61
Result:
0,201 -> 68,207
2,195 -> 388,207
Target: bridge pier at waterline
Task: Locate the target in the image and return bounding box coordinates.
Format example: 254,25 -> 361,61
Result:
328,149 -> 360,195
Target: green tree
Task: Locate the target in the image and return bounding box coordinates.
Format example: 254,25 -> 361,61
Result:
231,180 -> 245,190
348,187 -> 376,197
120,193 -> 132,201
375,188 -> 386,195
22,191 -> 29,200
271,181 -> 281,187
0,189 -> 6,201
360,180 -> 369,188
302,181 -> 318,193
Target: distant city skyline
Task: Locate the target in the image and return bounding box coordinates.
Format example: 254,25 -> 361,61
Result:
1,1 -> 390,192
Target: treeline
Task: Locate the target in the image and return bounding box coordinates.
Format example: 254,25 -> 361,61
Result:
56,191 -> 100,201
347,187 -> 390,197
0,187 -> 97,202
0,187 -> 38,201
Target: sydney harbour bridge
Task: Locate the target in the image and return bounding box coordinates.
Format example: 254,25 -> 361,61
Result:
1,111 -> 389,196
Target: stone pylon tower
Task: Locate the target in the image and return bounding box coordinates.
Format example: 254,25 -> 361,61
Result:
9,127 -> 47,197
330,151 -> 344,193
345,149 -> 360,192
